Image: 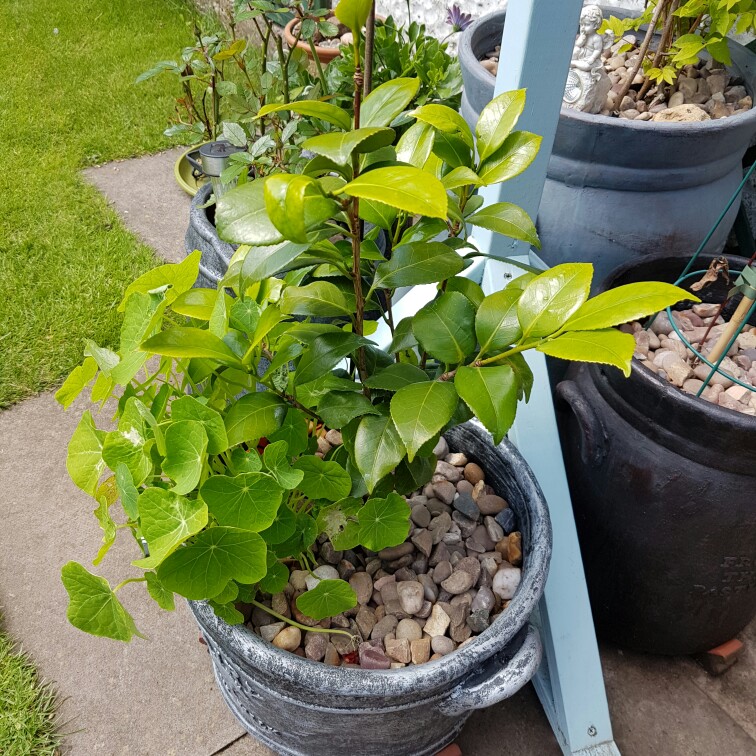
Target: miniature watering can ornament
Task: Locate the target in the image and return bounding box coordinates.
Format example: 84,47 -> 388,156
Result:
563,4 -> 613,114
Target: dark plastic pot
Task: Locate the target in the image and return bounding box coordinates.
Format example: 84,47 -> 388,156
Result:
190,422 -> 552,756
556,254 -> 756,655
459,8 -> 756,285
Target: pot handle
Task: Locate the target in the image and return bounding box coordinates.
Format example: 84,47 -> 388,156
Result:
185,149 -> 204,177
555,380 -> 608,465
437,624 -> 542,717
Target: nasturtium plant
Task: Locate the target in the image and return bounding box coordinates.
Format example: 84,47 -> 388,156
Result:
58,0 -> 694,643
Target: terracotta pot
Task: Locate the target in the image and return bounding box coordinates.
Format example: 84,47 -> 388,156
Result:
284,18 -> 343,64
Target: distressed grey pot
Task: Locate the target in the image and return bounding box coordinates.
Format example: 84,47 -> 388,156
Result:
186,183 -> 236,289
459,8 -> 756,284
190,422 -> 552,756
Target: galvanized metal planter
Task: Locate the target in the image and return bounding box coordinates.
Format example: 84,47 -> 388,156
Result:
459,8 -> 756,285
190,423 -> 552,756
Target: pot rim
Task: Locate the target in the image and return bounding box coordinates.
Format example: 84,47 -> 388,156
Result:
190,422 -> 552,696
283,18 -> 343,60
461,7 -> 756,135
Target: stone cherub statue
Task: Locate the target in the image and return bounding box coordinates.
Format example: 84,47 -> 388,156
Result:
563,4 -> 613,114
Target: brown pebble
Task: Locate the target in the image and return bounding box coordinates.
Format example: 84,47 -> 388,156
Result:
410,637 -> 431,664
463,462 -> 485,485
272,626 -> 301,651
477,494 -> 508,515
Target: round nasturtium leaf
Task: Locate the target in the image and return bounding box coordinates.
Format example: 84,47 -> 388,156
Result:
296,579 -> 358,621
357,492 -> 411,551
293,456 -> 352,502
200,473 -> 284,532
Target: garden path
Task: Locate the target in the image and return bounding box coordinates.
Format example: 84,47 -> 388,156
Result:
0,151 -> 754,755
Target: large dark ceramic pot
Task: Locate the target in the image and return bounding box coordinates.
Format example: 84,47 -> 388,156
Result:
459,8 -> 756,285
557,254 -> 756,655
190,423 -> 552,756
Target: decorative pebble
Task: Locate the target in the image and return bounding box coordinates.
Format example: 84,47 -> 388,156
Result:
260,622 -> 286,643
304,632 -> 328,661
453,492 -> 480,520
272,626 -> 302,651
396,618 -> 423,641
397,581 -> 425,614
349,572 -> 373,605
411,638 -> 431,664
305,565 -> 339,591
463,462 -> 485,485
385,637 -> 411,663
441,570 -> 475,595
371,615 -> 398,640
359,642 -> 391,669
492,565 -> 522,600
431,636 -> 456,655
423,604 -> 451,636
477,494 -> 508,515
495,508 -> 516,533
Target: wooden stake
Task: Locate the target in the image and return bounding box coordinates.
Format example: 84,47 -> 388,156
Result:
707,293 -> 755,364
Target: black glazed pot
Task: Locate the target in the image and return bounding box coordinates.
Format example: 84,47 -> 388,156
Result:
190,422 -> 552,756
557,254 -> 756,655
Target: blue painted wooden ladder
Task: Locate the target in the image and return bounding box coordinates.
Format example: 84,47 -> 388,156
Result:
378,0 -> 621,752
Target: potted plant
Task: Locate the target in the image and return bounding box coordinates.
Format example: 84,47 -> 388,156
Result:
57,0 -> 691,751
556,252 -> 756,656
283,6 -> 350,65
459,3 -> 756,284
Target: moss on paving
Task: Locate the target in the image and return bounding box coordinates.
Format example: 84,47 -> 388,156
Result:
0,0 -> 196,407
0,627 -> 59,756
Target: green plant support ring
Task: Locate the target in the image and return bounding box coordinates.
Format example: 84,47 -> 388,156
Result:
174,143 -> 210,197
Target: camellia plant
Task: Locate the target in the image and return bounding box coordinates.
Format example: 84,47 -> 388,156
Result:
58,0 -> 694,642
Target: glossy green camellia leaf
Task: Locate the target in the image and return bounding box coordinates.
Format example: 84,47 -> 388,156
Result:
61,562 -> 144,641
334,0 -> 372,32
224,393 -> 287,447
467,202 -> 540,248
239,240 -> 312,284
396,121 -> 435,168
280,281 -> 356,318
317,391 -> 380,428
432,131 -> 472,169
445,277 -> 485,308
518,263 -> 593,340
477,131 -> 542,187
66,411 -> 106,496
359,198 -> 398,230
141,327 -> 242,367
216,181 -> 284,246
410,103 -> 474,150
562,282 -> 697,332
340,167 -> 448,220
358,492 -> 411,551
354,413 -> 406,493
200,472 -> 284,531
388,318 -> 418,352
536,328 -> 636,377
296,579 -> 357,621
362,78 -> 421,127
476,288 -> 523,355
476,89 -> 526,163
162,420 -> 208,495
363,362 -> 428,391
264,173 -> 337,243
455,365 -> 518,445
145,571 -> 175,611
293,456 -> 352,501
391,381 -> 458,461
263,441 -> 305,490
502,353 -> 534,402
372,242 -> 465,290
133,487 -> 208,568
394,453 -> 436,496
115,462 -> 139,521
442,166 -> 481,190
56,357 -> 98,409
414,292 -> 477,365
171,396 -> 229,455
171,288 -> 218,320
257,100 -> 351,131
302,127 -> 395,167
294,332 -> 369,386
118,250 -> 200,312
157,527 -> 268,600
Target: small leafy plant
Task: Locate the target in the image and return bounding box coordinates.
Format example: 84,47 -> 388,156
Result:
59,0 -> 693,643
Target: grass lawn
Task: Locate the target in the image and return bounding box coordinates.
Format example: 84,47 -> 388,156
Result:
0,0 -> 196,408
0,628 -> 59,755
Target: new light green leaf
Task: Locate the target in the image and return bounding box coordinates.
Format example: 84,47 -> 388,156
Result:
118,251 -> 200,312
442,166 -> 481,190
267,409 -> 309,457
101,425 -> 152,488
171,396 -> 229,455
390,381 -> 458,461
296,579 -> 357,621
357,492 -> 411,551
362,78 -> 421,128
340,167 -> 448,220
293,456 -> 352,501
216,181 -> 284,246
66,411 -> 106,496
239,240 -> 312,284
145,571 -> 175,611
280,281 -> 356,318
56,357 -> 98,409
518,263 -> 594,340
133,487 -> 208,568
200,472 -> 284,531
476,89 -> 526,163
396,121 -> 435,167
115,462 -> 139,521
224,393 -> 286,447
354,413 -> 406,493
263,440 -> 305,489
476,288 -> 523,355
257,101 -> 351,131
477,131 -> 541,186
414,292 -> 477,365
334,0 -> 372,33
141,327 -> 242,367
156,527 -> 267,600
563,282 -> 698,332
171,288 -> 218,320
303,127 -> 395,166
317,392 -> 380,428
410,103 -> 474,149
264,173 -> 336,242
61,562 -> 144,641
536,328 -> 636,376
455,365 -> 518,445
372,242 -> 464,290
467,203 -> 540,248
162,420 -> 208,495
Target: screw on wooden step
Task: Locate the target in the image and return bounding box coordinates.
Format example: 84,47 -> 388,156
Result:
693,638 -> 744,676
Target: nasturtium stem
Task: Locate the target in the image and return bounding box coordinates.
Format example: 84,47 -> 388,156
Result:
113,576 -> 147,593
249,600 -> 358,642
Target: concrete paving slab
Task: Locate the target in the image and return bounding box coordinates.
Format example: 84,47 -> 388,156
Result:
83,148 -> 191,264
